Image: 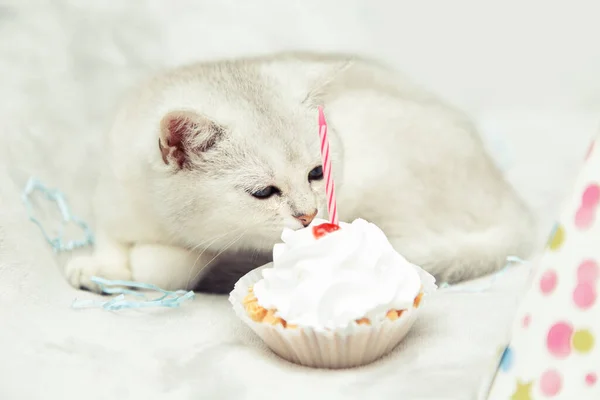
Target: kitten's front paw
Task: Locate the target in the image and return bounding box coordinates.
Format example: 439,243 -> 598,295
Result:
65,256 -> 102,293
65,256 -> 131,293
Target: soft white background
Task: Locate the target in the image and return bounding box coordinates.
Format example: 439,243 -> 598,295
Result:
0,1 -> 599,399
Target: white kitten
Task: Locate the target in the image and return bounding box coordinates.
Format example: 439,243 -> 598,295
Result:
65,52 -> 535,294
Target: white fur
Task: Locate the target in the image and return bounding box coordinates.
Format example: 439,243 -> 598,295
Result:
66,52 -> 535,293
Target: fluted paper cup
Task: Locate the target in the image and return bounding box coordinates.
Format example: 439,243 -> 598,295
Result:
229,263 -> 435,369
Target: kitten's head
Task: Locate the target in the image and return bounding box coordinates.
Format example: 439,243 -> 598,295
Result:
154,105 -> 341,253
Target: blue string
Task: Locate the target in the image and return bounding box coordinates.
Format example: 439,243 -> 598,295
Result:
22,177 -> 194,310
21,177 -> 94,252
438,256 -> 530,293
71,277 -> 195,310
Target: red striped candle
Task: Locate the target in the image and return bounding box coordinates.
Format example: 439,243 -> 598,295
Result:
317,106 -> 338,225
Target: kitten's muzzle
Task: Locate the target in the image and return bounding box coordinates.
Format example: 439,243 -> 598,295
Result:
294,209 -> 317,227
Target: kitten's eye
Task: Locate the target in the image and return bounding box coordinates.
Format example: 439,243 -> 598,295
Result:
308,166 -> 323,181
251,186 -> 281,199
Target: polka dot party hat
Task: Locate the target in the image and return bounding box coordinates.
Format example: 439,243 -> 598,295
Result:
486,137 -> 600,399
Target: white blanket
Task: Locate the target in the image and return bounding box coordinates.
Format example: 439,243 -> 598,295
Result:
1,2 -> 598,399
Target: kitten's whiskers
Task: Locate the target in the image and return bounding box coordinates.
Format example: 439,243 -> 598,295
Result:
188,229 -> 249,286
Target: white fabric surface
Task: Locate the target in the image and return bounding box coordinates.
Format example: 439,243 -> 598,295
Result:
1,2 -> 599,399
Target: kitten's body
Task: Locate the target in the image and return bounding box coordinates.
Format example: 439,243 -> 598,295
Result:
66,53 -> 535,293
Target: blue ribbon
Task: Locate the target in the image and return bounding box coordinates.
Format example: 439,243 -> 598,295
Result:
21,177 -> 94,252
71,277 -> 195,310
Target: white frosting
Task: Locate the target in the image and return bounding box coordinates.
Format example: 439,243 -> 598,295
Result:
253,218 -> 435,330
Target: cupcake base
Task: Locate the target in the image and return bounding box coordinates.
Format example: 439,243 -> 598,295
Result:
229,264 -> 428,369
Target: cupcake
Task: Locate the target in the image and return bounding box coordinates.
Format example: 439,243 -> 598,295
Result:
229,218 -> 436,368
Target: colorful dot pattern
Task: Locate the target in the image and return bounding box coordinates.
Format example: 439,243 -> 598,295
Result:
487,137 -> 600,399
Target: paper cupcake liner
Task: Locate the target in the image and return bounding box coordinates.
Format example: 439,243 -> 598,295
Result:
229,264 -> 434,369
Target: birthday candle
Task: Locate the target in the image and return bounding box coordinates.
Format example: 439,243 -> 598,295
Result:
317,106 -> 338,225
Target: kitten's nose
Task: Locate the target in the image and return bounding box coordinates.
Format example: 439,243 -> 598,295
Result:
294,210 -> 317,227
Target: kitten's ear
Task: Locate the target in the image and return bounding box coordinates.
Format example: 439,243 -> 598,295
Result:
302,59 -> 354,106
158,110 -> 224,169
